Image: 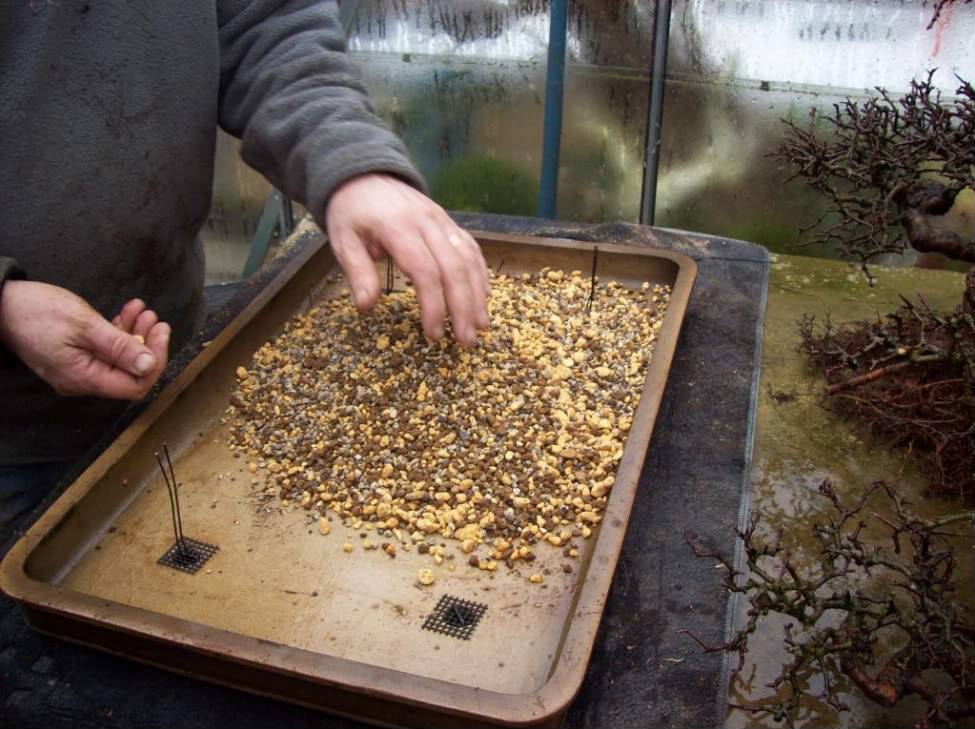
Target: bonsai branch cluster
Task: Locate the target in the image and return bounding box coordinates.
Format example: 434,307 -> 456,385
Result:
686,480 -> 975,728
774,72 -> 975,282
799,297 -> 975,501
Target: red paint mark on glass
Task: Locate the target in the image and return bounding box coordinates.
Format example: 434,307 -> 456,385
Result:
931,4 -> 952,58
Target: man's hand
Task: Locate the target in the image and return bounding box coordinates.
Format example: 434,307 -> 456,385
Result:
0,281 -> 170,400
324,174 -> 491,346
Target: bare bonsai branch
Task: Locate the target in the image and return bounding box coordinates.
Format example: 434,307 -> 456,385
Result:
800,300 -> 975,501
688,481 -> 975,727
926,0 -> 974,29
775,72 -> 975,277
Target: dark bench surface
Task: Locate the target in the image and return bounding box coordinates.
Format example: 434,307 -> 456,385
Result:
1,213 -> 768,729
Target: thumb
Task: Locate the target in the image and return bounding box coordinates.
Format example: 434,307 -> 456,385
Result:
83,316 -> 157,377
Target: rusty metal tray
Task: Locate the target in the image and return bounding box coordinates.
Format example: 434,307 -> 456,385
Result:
1,230 -> 695,728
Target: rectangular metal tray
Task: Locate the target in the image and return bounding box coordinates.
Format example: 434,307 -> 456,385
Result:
1,230 -> 695,728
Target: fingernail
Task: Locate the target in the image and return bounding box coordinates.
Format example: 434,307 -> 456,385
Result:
355,287 -> 370,309
463,327 -> 476,345
432,323 -> 445,340
135,352 -> 155,375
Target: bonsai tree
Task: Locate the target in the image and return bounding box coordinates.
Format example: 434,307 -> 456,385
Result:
687,481 -> 975,728
688,7 -> 975,724
774,72 -> 973,288
776,72 -> 974,501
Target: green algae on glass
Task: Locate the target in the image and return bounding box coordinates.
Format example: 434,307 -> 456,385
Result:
430,155 -> 538,216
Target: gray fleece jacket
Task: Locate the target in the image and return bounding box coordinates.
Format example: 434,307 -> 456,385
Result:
0,0 -> 423,465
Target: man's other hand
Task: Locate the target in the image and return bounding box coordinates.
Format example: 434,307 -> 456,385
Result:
0,281 -> 170,400
324,173 -> 491,347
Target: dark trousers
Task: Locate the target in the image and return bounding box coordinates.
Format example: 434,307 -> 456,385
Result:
0,462 -> 69,537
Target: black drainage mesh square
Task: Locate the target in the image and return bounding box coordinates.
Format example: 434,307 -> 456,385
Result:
157,538 -> 219,574
422,594 -> 488,640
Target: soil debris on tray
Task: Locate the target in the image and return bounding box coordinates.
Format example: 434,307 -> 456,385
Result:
227,268 -> 670,583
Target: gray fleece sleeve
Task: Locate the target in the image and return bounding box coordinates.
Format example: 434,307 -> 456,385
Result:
217,0 -> 425,226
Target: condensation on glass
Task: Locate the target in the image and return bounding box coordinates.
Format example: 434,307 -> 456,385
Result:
347,0 -> 656,222
203,132 -> 273,284
657,0 -> 975,257
202,0 -> 974,279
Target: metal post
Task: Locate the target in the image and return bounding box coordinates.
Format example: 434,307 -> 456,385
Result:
639,0 -> 673,225
242,190 -> 284,278
537,0 -> 569,219
339,0 -> 362,37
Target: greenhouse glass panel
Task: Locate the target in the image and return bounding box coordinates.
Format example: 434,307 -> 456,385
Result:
656,0 -> 975,257
347,0 -> 657,221
202,132 -> 274,284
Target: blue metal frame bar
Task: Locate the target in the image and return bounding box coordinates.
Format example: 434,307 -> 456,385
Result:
537,0 -> 569,219
243,190 -> 289,278
639,0 -> 673,225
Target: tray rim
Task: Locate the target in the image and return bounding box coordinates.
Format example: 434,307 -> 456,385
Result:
1,229 -> 697,726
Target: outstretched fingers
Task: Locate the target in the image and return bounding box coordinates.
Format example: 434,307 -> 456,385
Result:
330,227 -> 382,314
